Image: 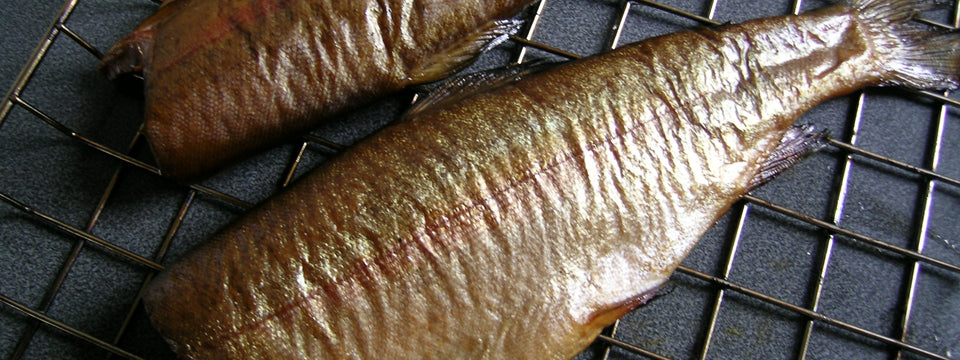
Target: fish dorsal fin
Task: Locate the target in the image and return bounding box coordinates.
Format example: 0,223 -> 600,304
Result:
402,60 -> 559,121
749,124 -> 829,190
407,19 -> 524,84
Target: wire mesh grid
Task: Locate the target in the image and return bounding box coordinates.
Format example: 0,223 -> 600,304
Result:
1,0 -> 959,359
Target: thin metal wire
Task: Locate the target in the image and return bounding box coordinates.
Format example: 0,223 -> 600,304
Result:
743,194 -> 960,274
281,141 -> 312,188
796,91 -> 864,360
510,35 -> 583,59
675,265 -> 954,360
597,334 -> 674,360
0,191 -> 164,271
0,2 -> 156,358
303,134 -> 347,151
894,7 -> 960,358
57,22 -> 104,59
0,1 -> 192,357
827,137 -> 960,188
0,0 -> 79,128
633,0 -> 722,26
789,1 -> 842,352
105,191 -> 196,360
515,0 -> 550,64
8,94 -> 254,209
0,294 -> 144,360
698,205 -> 750,360
894,92 -> 948,360
608,1 -> 634,51
10,126 -> 147,359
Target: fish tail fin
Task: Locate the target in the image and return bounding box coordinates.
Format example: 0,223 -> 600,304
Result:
852,0 -> 960,90
99,0 -> 190,80
885,28 -> 960,89
99,33 -> 151,80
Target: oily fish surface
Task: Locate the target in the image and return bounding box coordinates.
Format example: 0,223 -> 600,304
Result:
142,1 -> 945,359
141,0 -> 535,181
145,45 -> 782,359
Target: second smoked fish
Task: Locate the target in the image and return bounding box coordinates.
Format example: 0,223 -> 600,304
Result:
100,0 -> 537,181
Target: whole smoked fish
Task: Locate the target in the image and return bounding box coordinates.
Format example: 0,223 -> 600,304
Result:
100,0 -> 537,181
143,0 -> 960,359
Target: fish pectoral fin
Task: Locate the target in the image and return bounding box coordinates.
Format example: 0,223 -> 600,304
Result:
402,60 -> 559,120
407,19 -> 524,85
749,124 -> 829,190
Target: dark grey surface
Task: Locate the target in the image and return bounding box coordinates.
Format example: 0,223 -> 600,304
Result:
1,0 -> 959,359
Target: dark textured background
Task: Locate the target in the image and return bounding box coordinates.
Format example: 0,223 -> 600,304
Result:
1,0 -> 959,359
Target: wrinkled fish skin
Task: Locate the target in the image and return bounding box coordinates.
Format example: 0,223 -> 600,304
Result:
143,0 -> 960,359
101,0 -> 536,182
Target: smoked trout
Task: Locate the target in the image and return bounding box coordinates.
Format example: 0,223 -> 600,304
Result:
99,0 -> 537,182
142,0 -> 960,358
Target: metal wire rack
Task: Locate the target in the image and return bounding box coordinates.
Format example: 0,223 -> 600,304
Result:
1,0 -> 959,359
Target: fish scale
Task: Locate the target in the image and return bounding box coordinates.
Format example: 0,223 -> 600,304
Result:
142,0 -> 960,359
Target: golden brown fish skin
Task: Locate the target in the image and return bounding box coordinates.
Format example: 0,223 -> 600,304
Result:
143,2 -> 957,359
107,0 -> 536,181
